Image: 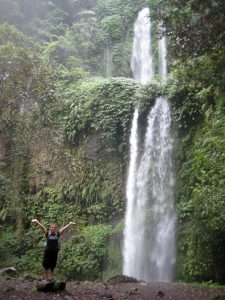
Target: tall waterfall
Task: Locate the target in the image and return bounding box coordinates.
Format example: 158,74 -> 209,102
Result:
123,7 -> 176,282
123,6 -> 153,279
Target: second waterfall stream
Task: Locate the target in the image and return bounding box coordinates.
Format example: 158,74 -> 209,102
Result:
123,7 -> 176,282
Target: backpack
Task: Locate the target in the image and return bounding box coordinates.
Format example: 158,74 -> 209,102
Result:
44,231 -> 60,251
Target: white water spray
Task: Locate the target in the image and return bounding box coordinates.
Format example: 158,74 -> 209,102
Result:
135,96 -> 176,281
159,35 -> 167,78
158,21 -> 168,79
123,7 -> 153,277
104,44 -> 112,77
130,7 -> 154,83
123,7 -> 176,282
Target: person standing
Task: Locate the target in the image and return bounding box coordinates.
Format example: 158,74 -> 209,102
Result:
31,219 -> 75,280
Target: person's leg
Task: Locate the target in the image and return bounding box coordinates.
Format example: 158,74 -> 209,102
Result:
43,268 -> 49,280
49,250 -> 58,280
50,268 -> 55,280
43,250 -> 50,280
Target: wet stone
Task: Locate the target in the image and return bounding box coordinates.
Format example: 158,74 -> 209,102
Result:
37,280 -> 66,292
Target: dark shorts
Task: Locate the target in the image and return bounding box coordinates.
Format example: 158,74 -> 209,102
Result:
42,248 -> 59,270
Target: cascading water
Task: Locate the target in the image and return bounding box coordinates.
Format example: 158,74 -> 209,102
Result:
130,7 -> 153,84
104,44 -> 112,77
123,7 -> 176,282
159,35 -> 167,78
123,7 -> 153,278
135,97 -> 176,282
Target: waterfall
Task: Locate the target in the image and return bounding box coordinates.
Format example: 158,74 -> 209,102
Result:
158,21 -> 167,79
104,44 -> 112,77
130,7 -> 154,83
123,108 -> 139,277
159,36 -> 167,78
123,7 -> 153,277
135,96 -> 176,282
123,7 -> 176,282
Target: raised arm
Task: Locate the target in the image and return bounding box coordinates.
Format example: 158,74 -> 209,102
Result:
59,222 -> 75,235
31,219 -> 47,235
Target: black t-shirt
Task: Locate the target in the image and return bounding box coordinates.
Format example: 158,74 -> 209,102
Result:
45,231 -> 60,251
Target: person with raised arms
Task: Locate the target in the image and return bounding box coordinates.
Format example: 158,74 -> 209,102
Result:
31,219 -> 75,280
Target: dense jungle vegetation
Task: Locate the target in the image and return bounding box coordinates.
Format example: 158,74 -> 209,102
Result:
0,0 -> 224,283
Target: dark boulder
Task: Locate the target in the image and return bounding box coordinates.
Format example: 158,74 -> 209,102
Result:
0,267 -> 18,277
37,280 -> 66,292
105,274 -> 138,285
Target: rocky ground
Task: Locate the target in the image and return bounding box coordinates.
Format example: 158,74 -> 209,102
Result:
0,275 -> 225,300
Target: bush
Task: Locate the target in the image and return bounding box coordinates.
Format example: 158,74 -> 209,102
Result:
58,224 -> 112,280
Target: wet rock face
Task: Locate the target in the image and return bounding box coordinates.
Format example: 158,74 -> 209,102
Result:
0,267 -> 18,277
85,134 -> 101,160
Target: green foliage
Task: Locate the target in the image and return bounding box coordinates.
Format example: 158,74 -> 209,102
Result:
60,154 -> 125,221
59,224 -> 112,280
0,23 -> 38,49
103,219 -> 124,279
150,0 -> 225,59
25,188 -> 85,228
57,64 -> 89,86
176,112 -> 225,282
163,4 -> 225,280
136,80 -> 161,112
0,227 -> 18,267
0,24 -> 60,141
166,46 -> 225,131
0,25 -> 60,230
96,0 -> 148,22
87,203 -> 110,223
0,162 -> 12,222
64,77 -> 140,151
0,225 -> 43,275
100,15 -> 124,42
63,78 -> 160,153
111,41 -> 133,77
42,21 -> 94,69
0,23 -> 65,270
169,81 -> 203,131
